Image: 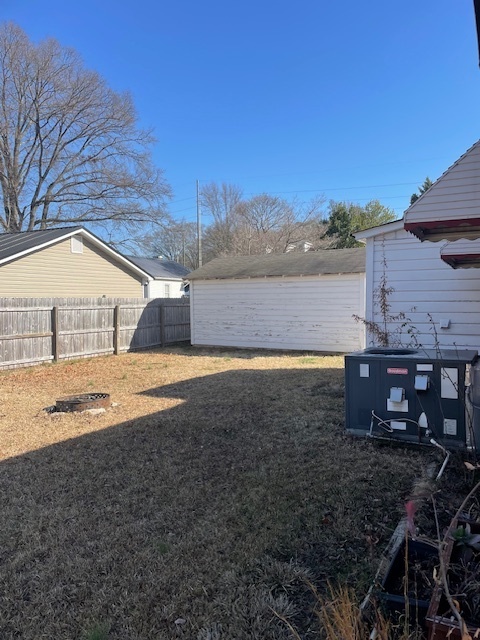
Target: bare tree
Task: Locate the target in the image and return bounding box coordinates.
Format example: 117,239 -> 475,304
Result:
233,193 -> 326,254
200,182 -> 243,225
0,23 -> 170,235
200,182 -> 243,258
142,220 -> 198,270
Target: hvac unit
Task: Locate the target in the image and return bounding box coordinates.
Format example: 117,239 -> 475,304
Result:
345,347 -> 479,450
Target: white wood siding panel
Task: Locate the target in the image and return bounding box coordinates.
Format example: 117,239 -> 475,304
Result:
441,238 -> 480,258
190,274 -> 365,353
368,229 -> 480,351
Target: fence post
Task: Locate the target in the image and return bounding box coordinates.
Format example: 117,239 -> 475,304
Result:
51,306 -> 59,362
160,304 -> 166,346
114,305 -> 120,355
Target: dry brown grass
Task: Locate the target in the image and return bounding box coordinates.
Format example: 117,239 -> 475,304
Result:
0,346 -> 435,639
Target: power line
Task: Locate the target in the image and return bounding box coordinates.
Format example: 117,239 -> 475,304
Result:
169,180 -> 420,207
167,179 -> 418,222
242,181 -> 420,196
168,205 -> 196,215
167,195 -> 196,206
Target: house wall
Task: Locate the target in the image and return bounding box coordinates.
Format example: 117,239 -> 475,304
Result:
0,237 -> 144,297
366,228 -> 480,351
405,141 -> 480,225
190,273 -> 365,353
148,279 -> 185,298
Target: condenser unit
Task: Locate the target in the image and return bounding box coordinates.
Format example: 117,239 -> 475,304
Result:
345,347 -> 478,450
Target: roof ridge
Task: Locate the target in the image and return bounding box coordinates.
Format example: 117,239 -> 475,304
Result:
0,225 -> 82,236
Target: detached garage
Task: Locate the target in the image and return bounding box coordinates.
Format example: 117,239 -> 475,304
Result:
187,249 -> 366,353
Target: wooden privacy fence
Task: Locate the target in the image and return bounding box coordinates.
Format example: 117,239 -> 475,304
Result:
0,297 -> 190,370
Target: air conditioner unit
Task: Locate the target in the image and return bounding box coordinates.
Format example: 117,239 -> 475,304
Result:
345,347 -> 478,450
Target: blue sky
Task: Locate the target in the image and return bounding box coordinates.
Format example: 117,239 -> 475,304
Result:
3,0 -> 480,224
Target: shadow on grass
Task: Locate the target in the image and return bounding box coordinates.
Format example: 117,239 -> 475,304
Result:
0,366 -> 430,640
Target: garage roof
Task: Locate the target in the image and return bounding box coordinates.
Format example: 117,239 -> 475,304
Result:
187,248 -> 365,280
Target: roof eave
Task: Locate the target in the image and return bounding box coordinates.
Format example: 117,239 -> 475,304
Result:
153,276 -> 184,281
0,227 -> 82,267
0,227 -> 152,281
440,253 -> 480,269
79,229 -> 151,280
404,218 -> 480,243
353,219 -> 404,240
188,271 -> 364,281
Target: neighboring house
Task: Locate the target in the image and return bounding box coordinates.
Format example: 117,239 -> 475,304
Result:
126,256 -> 190,298
0,227 -> 150,298
285,241 -> 313,253
356,140 -> 480,351
187,249 -> 366,353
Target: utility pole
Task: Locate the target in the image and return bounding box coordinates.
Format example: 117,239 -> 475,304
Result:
196,179 -> 202,267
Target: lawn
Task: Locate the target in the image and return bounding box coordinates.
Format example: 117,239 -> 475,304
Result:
0,346 -> 437,639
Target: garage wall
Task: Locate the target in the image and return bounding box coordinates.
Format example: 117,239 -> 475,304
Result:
190,273 -> 366,352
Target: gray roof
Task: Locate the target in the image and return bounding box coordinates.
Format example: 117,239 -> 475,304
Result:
0,227 -> 83,264
187,249 -> 365,280
0,226 -> 153,279
126,256 -> 190,280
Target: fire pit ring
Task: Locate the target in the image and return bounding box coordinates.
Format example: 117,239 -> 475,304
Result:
55,393 -> 111,413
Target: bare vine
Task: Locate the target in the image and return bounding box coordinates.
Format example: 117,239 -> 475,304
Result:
353,241 -> 419,347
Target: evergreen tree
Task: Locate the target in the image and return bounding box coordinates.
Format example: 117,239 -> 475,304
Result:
325,200 -> 396,248
410,177 -> 433,205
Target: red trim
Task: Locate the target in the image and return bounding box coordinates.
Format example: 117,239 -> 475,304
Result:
441,253 -> 480,268
405,218 -> 480,230
404,218 -> 480,242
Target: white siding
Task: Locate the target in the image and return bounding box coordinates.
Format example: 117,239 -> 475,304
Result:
0,237 -> 144,297
367,228 -> 480,351
441,238 -> 480,259
405,141 -> 480,225
147,279 -> 185,298
190,274 -> 365,353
